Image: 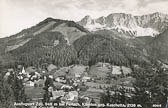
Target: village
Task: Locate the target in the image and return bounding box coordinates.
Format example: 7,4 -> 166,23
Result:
4,62 -> 135,107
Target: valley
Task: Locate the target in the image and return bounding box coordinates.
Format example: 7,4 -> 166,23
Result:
0,12 -> 168,108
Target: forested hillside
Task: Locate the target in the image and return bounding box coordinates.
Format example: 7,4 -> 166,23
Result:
9,32 -> 77,67
74,33 -> 150,67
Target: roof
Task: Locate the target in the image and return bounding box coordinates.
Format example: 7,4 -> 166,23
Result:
7,68 -> 14,72
47,64 -> 57,72
53,82 -> 63,90
61,85 -> 73,89
66,91 -> 78,101
53,67 -> 68,78
35,79 -> 45,85
69,65 -> 87,76
69,91 -> 78,97
52,90 -> 65,99
25,66 -> 36,73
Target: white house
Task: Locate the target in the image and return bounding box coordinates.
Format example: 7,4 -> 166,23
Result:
25,81 -> 35,87
65,91 -> 78,101
82,76 -> 91,82
5,72 -> 11,76
49,75 -> 53,79
4,72 -> 11,79
22,67 -> 26,74
55,77 -> 66,83
61,85 -> 73,90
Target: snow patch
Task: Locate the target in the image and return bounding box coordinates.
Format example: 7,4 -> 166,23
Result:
111,26 -> 159,37
84,23 -> 111,31
85,23 -> 159,37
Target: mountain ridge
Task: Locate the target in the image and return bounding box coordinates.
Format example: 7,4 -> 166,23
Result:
0,13 -> 167,67
78,12 -> 168,37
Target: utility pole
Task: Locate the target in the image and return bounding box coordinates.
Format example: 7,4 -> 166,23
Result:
110,37 -> 113,74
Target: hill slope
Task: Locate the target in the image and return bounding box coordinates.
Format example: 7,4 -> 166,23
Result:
74,32 -> 150,67
0,16 -> 167,67
0,18 -> 89,66
9,32 -> 77,67
149,29 -> 168,63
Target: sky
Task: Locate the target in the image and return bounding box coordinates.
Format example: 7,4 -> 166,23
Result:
0,0 -> 168,38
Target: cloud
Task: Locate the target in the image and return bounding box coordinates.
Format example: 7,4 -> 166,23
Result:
1,0 -> 168,37
137,0 -> 168,8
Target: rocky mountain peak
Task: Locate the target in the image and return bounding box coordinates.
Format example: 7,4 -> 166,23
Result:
152,12 -> 167,17
107,13 -> 133,17
78,15 -> 94,26
78,12 -> 168,37
96,16 -> 106,25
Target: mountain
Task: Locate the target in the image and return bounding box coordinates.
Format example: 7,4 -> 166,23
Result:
78,12 -> 168,37
0,18 -> 89,66
74,31 -> 151,67
9,32 -> 78,67
0,15 -> 167,67
3,18 -> 89,52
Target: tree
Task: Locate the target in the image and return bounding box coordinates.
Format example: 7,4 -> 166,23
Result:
0,79 -> 15,108
43,76 -> 54,104
106,71 -> 112,84
89,98 -> 97,108
131,62 -> 168,108
100,88 -> 112,108
0,64 -> 15,108
7,71 -> 26,102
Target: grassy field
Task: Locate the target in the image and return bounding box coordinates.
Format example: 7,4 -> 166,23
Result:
25,86 -> 44,101
79,88 -> 104,103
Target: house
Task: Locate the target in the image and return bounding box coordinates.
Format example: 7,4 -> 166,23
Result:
42,70 -> 46,73
53,40 -> 59,46
112,66 -> 132,75
49,75 -> 53,79
25,66 -> 36,73
21,67 -> 31,78
53,82 -> 63,90
69,65 -> 88,77
65,91 -> 78,101
24,78 -> 29,81
30,75 -> 38,80
65,37 -> 70,46
22,67 -> 26,74
34,79 -> 45,87
55,76 -> 66,83
50,89 -> 65,100
55,77 -> 61,82
82,76 -> 91,82
35,72 -> 41,77
25,81 -> 35,87
17,65 -> 22,69
53,67 -> 68,78
47,64 -> 57,72
61,85 -> 73,90
7,68 -> 14,72
4,72 -> 12,80
5,72 -> 11,77
29,71 -> 41,81
75,74 -> 80,78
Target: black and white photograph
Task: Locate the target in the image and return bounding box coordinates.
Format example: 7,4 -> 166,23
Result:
0,0 -> 168,108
